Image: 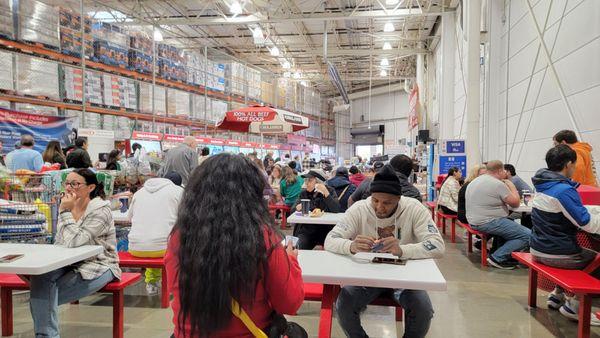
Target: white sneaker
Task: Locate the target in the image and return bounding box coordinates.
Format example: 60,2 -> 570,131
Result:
146,282 -> 159,296
547,290 -> 565,310
559,298 -> 600,326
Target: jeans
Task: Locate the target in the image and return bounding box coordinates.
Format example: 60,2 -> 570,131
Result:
473,217 -> 531,263
336,286 -> 433,338
532,248 -> 597,270
29,267 -> 114,338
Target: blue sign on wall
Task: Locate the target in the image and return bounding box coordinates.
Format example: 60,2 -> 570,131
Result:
446,140 -> 465,154
439,155 -> 467,176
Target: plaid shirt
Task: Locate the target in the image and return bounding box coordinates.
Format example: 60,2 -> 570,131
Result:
302,157 -> 312,170
55,198 -> 121,280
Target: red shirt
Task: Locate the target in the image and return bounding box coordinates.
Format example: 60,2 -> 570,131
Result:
166,229 -> 304,337
350,173 -> 366,187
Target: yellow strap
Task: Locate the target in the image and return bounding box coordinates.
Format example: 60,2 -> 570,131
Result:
231,299 -> 268,338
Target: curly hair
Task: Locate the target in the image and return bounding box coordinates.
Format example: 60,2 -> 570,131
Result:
173,153 -> 278,337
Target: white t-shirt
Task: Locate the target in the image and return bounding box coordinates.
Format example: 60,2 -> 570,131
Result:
465,174 -> 511,225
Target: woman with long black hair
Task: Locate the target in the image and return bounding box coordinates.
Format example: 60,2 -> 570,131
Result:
166,153 -> 304,337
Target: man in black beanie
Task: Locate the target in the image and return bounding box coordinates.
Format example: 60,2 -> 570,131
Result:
325,164 -> 445,338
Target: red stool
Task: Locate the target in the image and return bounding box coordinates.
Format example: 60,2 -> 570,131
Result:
436,210 -> 458,243
0,272 -> 141,338
118,252 -> 168,308
458,221 -> 488,267
269,204 -> 291,230
424,201 -> 436,220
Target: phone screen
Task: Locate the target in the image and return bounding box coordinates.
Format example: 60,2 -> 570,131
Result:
0,254 -> 24,263
372,257 -> 406,265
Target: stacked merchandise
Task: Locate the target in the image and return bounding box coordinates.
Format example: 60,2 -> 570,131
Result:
185,51 -> 205,86
260,80 -> 273,104
206,60 -> 226,91
284,80 -> 296,111
167,89 -> 190,118
209,99 -> 228,124
0,0 -> 12,39
167,125 -> 189,135
14,103 -> 57,116
247,67 -> 261,99
0,101 -> 9,109
83,112 -> 102,129
191,94 -> 205,121
119,77 -> 137,110
62,66 -> 103,105
102,114 -> 115,130
0,50 -> 13,91
16,55 -> 59,99
115,116 -> 131,139
230,62 -> 245,96
102,74 -> 122,108
18,0 -> 59,48
128,31 -> 153,74
65,109 -> 82,128
157,43 -> 186,82
0,204 -> 47,235
139,82 -> 166,115
92,22 -> 129,68
59,7 -> 92,58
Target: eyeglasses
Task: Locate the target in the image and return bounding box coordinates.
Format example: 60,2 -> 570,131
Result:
64,181 -> 86,189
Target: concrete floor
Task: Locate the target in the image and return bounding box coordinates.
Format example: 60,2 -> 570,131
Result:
5,229 -> 600,337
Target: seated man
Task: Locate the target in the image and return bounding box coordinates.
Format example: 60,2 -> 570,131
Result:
293,169 -> 340,249
325,165 -> 445,338
465,160 -> 531,269
531,145 -> 600,324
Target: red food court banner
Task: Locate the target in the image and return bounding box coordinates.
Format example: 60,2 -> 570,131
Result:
226,110 -> 277,123
408,86 -> 420,131
287,134 -> 306,146
131,131 -> 163,141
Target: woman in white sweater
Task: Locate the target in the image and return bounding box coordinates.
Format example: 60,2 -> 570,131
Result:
128,172 -> 183,295
437,167 -> 462,215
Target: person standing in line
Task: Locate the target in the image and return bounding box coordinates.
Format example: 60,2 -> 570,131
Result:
158,136 -> 198,186
42,141 -> 67,170
302,152 -> 312,170
465,160 -> 531,269
437,167 -> 462,215
66,137 -> 92,169
104,150 -> 122,171
6,134 -> 43,172
553,130 -> 598,187
325,165 -> 444,338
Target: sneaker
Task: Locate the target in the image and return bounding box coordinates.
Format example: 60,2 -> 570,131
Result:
486,256 -> 517,270
473,240 -> 482,252
559,299 -> 600,326
146,282 -> 159,296
547,291 -> 565,310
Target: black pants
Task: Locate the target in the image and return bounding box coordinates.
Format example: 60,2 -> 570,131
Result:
440,205 -> 457,215
294,224 -> 335,250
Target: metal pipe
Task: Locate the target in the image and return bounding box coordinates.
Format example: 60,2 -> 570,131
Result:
80,0 -> 86,127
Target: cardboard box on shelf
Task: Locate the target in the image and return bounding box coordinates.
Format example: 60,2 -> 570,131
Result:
167,88 -> 190,118
14,103 -> 58,116
191,94 -> 206,120
139,83 -> 166,115
18,0 -> 59,48
0,50 -> 13,91
92,22 -> 128,48
16,54 -> 59,99
0,0 -> 13,39
93,40 -> 129,68
102,74 -> 122,107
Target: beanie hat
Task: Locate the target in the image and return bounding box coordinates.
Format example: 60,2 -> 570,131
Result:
336,166 -> 349,178
370,164 -> 402,196
164,171 -> 183,187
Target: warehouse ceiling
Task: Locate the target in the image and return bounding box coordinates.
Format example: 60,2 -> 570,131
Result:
61,0 -> 458,97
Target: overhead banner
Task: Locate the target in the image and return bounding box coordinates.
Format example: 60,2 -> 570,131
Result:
408,86 -> 419,131
0,108 -> 77,154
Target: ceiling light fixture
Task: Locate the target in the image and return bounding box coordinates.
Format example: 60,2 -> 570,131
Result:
300,80 -> 308,86
282,60 -> 291,69
283,71 -> 291,78
380,69 -> 388,77
380,58 -> 389,66
383,22 -> 395,32
229,1 -> 243,15
252,26 -> 263,39
270,46 -> 280,56
382,42 -> 392,50
153,27 -> 163,42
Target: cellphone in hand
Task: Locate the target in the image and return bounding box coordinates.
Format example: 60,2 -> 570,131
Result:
371,241 -> 384,252
0,254 -> 24,263
285,235 -> 299,249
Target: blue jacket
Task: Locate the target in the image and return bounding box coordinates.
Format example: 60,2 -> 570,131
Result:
530,169 -> 590,255
326,175 -> 356,212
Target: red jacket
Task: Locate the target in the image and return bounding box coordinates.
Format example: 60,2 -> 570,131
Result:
349,173 -> 366,187
166,229 -> 304,337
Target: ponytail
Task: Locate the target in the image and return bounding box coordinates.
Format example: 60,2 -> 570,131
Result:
73,168 -> 106,200
90,182 -> 106,200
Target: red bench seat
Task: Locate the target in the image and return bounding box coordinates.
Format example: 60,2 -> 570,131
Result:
424,201 -> 436,220
436,211 -> 457,242
118,252 -> 168,308
512,252 -> 600,338
458,221 -> 488,267
269,204 -> 291,230
0,272 -> 141,338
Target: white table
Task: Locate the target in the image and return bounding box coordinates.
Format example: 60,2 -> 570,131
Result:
287,212 -> 344,225
0,244 -> 103,275
510,204 -> 533,213
297,250 -> 447,337
112,210 -> 130,226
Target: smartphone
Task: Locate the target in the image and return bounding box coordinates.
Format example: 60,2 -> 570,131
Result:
285,235 -> 299,249
372,257 -> 406,265
0,254 -> 24,263
371,242 -> 384,252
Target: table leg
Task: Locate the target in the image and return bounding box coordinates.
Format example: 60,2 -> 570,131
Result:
281,209 -> 288,230
451,219 -> 456,243
528,269 -> 538,308
161,267 -> 169,309
467,233 -> 473,253
318,284 -> 339,338
1,288 -> 13,336
578,294 -> 591,338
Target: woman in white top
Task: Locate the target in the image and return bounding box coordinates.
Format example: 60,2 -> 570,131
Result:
438,167 -> 462,215
269,164 -> 283,204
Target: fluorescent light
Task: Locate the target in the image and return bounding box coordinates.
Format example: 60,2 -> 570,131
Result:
385,0 -> 399,5
282,60 -> 291,69
293,71 -> 301,79
283,71 -> 291,78
270,46 -> 280,56
382,42 -> 392,50
383,22 -> 395,32
300,80 -> 308,86
252,26 -> 263,39
229,1 -> 243,15
153,28 -> 163,42
380,58 -> 389,66
380,69 -> 387,77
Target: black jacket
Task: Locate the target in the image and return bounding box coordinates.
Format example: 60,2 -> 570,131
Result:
350,172 -> 422,203
457,182 -> 469,224
66,147 -> 92,169
327,175 -> 356,212
295,186 -> 341,213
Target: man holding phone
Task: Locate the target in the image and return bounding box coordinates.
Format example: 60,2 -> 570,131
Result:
324,164 -> 445,338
